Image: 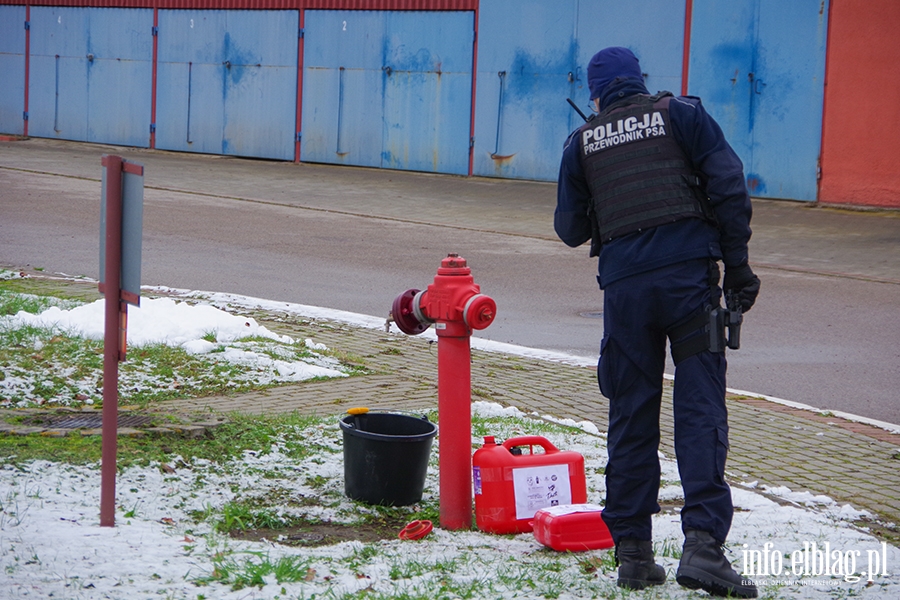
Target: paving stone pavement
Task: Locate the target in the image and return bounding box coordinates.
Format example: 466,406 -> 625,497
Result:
155,305 -> 900,546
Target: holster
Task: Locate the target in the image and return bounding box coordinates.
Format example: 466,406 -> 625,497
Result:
667,261 -> 741,365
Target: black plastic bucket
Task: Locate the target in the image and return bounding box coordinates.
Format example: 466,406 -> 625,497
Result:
340,412 -> 437,506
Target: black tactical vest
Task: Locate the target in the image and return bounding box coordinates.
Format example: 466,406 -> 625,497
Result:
578,92 -> 709,243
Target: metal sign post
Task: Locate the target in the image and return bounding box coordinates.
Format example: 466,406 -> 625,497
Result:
98,155 -> 144,527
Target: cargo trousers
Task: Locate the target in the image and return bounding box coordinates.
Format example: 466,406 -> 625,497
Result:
598,258 -> 733,544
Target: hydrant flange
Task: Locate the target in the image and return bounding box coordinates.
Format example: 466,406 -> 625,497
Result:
391,288 -> 431,335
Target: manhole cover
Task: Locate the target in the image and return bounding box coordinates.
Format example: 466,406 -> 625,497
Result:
22,414 -> 158,429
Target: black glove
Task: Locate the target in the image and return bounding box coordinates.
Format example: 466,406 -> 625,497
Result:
723,264 -> 760,313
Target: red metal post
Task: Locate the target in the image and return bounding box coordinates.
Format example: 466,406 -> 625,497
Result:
681,0 -> 693,96
436,327 -> 474,529
100,155 -> 123,528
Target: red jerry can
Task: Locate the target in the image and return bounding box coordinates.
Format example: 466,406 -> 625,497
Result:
472,435 -> 587,534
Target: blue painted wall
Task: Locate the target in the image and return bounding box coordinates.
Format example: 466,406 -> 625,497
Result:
381,11 -> 474,174
473,0 -> 578,180
473,0 -> 687,181
0,6 -> 26,135
301,10 -> 473,175
0,1 -> 831,201
302,11 -> 390,168
688,0 -> 829,201
575,0 -> 686,99
27,7 -> 152,147
155,10 -> 298,160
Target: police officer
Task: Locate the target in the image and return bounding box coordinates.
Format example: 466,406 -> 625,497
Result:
555,47 -> 760,597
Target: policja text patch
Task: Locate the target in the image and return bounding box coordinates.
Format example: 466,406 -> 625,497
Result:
582,111 -> 666,155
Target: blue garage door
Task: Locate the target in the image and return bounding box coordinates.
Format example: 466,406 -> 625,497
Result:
155,10 -> 298,160
474,0 -> 686,181
28,7 -> 152,147
473,0 -> 578,181
301,10 -> 474,175
0,6 -> 26,135
301,11 -> 383,168
689,0 -> 829,201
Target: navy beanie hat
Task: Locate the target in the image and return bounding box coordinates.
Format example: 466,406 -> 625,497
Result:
587,47 -> 642,100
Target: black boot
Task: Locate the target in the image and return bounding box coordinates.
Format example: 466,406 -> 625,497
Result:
676,529 -> 758,598
615,538 -> 666,590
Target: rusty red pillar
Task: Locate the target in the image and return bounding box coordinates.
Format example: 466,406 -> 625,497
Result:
100,155 -> 124,527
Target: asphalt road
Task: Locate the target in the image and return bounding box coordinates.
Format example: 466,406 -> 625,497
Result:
1,139 -> 898,425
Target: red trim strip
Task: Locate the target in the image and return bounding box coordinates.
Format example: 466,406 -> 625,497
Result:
0,0 -> 477,9
122,161 -> 144,175
467,4 -> 477,176
681,0 -> 692,96
816,0 -> 834,202
24,3 -> 30,136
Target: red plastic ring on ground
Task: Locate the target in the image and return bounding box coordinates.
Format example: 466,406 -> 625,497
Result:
398,519 -> 433,540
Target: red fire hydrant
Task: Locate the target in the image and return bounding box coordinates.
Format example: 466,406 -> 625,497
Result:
391,253 -> 496,530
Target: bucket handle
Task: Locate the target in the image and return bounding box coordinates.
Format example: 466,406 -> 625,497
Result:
501,436 -> 559,454
343,411 -> 431,430
387,410 -> 432,423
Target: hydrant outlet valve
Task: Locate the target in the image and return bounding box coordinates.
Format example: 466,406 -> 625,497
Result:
464,294 -> 496,330
392,288 -> 432,335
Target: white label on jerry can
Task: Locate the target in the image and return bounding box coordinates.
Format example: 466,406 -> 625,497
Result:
511,464 -> 572,520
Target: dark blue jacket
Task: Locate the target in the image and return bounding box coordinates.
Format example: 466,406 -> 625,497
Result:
555,78 -> 752,288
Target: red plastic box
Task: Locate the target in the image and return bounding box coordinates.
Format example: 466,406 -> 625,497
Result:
531,504 -> 614,552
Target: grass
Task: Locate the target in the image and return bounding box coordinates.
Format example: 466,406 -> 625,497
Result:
216,500 -> 289,533
470,409 -> 583,442
0,290 -> 81,316
199,550 -> 314,590
0,329 -> 358,409
0,411 -> 323,468
0,282 -> 366,410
